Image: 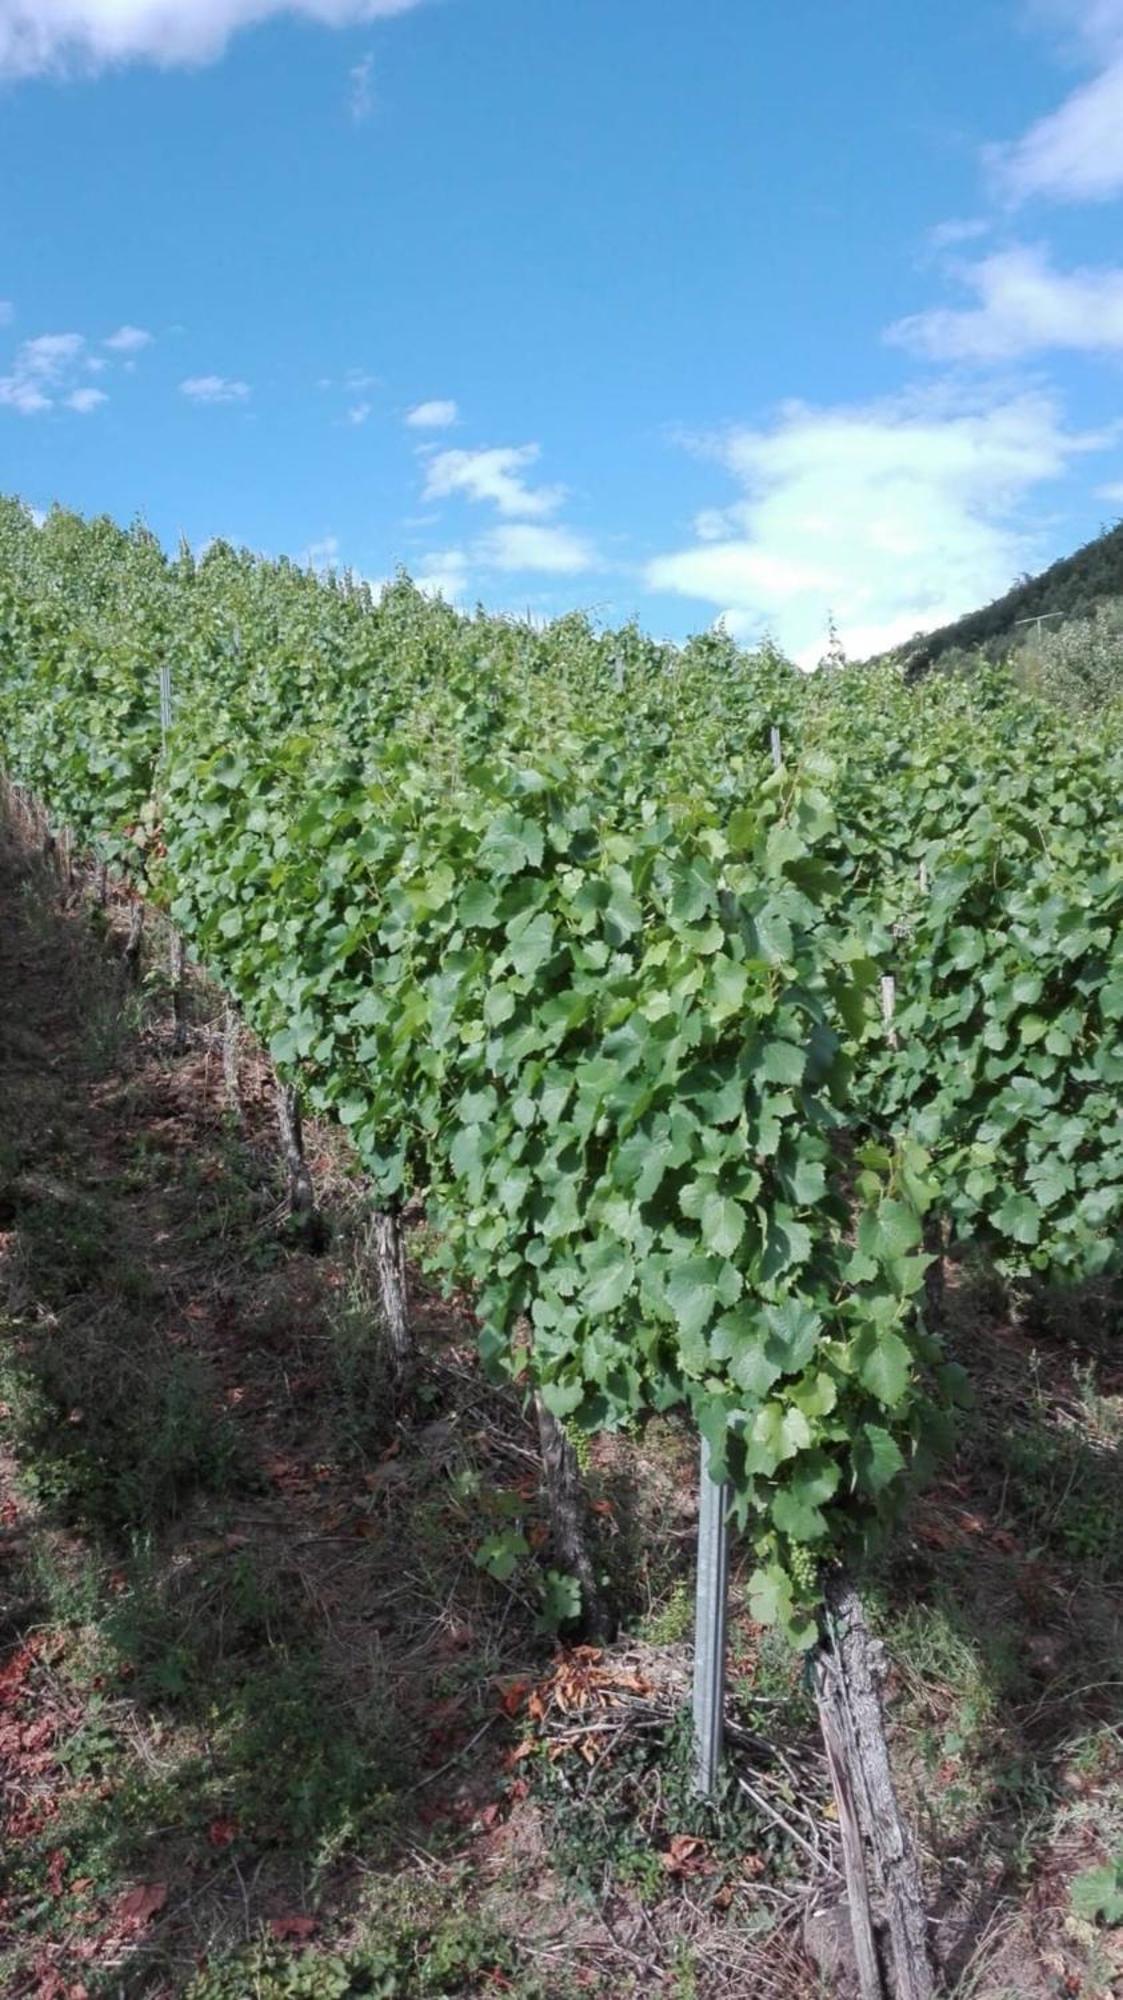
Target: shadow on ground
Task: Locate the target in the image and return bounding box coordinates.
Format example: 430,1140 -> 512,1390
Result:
0,833 -> 569,1996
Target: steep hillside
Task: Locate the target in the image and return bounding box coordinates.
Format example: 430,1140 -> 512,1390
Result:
894,518 -> 1123,674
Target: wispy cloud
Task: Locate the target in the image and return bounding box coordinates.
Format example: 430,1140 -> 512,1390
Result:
990,56 -> 1123,202
347,401 -> 373,425
0,300 -> 13,326
422,442 -> 564,518
405,397 -> 458,429
924,217 -> 991,253
66,386 -> 108,413
104,323 -> 152,352
302,534 -> 341,570
180,374 -> 250,404
476,522 -> 598,573
986,4 -> 1123,203
645,388 -> 1100,663
0,1 -> 429,81
0,330 -> 98,416
414,547 -> 471,602
410,517 -> 601,604
349,51 -> 374,122
890,244 -> 1123,361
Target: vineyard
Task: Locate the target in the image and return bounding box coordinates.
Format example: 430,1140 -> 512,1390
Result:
0,494 -> 1121,1999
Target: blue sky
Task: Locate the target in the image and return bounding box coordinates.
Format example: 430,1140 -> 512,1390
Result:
4,0 -> 1123,661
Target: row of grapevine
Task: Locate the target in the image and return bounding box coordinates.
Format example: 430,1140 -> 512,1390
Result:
2,496 -> 1120,1649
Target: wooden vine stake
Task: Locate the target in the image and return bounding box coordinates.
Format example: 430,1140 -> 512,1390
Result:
122,900 -> 145,983
221,1004 -> 241,1120
813,1575 -> 936,2000
370,1205 -> 414,1381
275,1079 -> 317,1230
169,929 -> 188,1054
534,1395 -> 608,1641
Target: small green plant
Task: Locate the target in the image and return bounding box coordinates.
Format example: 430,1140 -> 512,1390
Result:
185,1908 -> 540,1999
1071,1853 -> 1123,1927
473,1526 -> 529,1581
186,1941 -> 401,2000
642,1578 -> 692,1646
535,1568 -> 582,1634
528,1702 -> 793,1903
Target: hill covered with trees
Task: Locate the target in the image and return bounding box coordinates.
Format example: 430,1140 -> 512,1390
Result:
891,517 -> 1123,680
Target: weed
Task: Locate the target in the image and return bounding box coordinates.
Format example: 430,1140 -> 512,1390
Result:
640,1577 -> 692,1646
1071,1852 -> 1123,1926
184,1902 -> 542,1999
527,1703 -> 795,1904
320,1265 -> 399,1463
1,1328 -> 240,1534
998,1424 -> 1123,1580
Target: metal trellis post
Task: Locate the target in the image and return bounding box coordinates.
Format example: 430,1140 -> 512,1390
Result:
692,1432 -> 730,1797
158,663 -> 174,751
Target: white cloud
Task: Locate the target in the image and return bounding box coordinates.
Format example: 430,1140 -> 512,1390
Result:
990,54 -> 1123,202
0,1 -> 427,80
1097,479 -> 1123,501
407,521 -> 599,602
0,329 -> 89,415
66,385 -> 107,413
405,397 -> 458,429
104,323 -> 152,351
0,300 -> 13,325
180,373 -> 250,403
645,388 -> 1098,663
890,244 -> 1123,361
414,547 -> 470,602
476,522 -> 598,574
302,534 -> 341,570
349,50 -> 373,121
422,443 -> 564,518
347,400 -> 372,425
925,217 -> 991,253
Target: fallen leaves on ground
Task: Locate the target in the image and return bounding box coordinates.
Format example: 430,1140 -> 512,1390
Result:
116,1882 -> 167,1929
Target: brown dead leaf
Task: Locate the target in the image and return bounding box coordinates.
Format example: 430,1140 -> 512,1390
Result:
498,1678 -> 531,1717
117,1881 -> 167,1927
661,1834 -> 711,1878
269,1915 -> 319,1943
0,1643 -> 36,1705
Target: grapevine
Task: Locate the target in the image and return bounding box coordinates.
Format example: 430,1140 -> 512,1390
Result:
1,495 -> 1120,1655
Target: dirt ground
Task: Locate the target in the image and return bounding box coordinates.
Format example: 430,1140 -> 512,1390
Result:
1,803 -> 1121,1999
